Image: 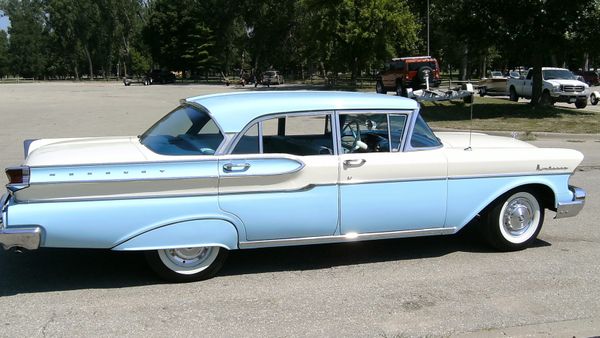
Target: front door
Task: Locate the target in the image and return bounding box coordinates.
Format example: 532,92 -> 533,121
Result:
219,112 -> 339,241
337,111 -> 447,234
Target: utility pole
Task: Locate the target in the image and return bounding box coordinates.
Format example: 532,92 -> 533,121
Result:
427,0 -> 430,56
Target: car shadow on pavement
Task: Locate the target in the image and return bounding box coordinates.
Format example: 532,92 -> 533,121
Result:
0,229 -> 550,295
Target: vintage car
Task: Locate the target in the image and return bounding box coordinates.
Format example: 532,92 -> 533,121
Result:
0,91 -> 586,282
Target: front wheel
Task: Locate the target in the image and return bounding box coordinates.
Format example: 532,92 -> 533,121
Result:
145,246 -> 228,282
483,191 -> 544,251
575,99 -> 587,109
591,93 -> 599,105
540,91 -> 554,106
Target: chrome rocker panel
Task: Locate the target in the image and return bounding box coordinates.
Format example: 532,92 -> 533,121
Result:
555,185 -> 586,219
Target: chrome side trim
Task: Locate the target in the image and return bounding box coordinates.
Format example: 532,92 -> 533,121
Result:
0,226 -> 42,250
448,172 -> 570,180
239,227 -> 457,249
555,185 -> 586,219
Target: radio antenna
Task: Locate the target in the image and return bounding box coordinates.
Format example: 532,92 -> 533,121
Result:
465,94 -> 474,151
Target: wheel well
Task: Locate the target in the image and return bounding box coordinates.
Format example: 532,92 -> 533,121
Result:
486,184 -> 556,214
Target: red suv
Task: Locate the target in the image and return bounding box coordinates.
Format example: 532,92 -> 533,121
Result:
376,56 -> 441,96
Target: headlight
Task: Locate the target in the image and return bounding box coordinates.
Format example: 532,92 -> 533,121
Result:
552,85 -> 561,93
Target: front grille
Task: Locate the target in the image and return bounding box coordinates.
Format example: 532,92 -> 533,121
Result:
563,85 -> 585,92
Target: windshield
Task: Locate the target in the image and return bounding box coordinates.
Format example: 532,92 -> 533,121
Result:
543,69 -> 576,80
140,105 -> 223,156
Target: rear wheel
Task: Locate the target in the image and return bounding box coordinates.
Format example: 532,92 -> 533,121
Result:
483,191 -> 544,251
145,246 -> 228,282
479,86 -> 486,97
509,86 -> 518,102
376,80 -> 387,94
395,82 -> 407,97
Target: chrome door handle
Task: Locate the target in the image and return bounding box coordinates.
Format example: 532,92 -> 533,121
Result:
223,163 -> 251,172
343,159 -> 366,167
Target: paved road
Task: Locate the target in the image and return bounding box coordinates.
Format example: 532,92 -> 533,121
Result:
0,83 -> 599,337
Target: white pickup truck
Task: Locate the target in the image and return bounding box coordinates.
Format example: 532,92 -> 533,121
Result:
507,67 -> 589,108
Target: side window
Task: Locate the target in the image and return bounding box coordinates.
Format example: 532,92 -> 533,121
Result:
231,123 -> 259,154
231,113 -> 334,156
263,114 -> 334,155
409,115 -> 441,149
339,113 -> 390,153
389,114 -> 408,152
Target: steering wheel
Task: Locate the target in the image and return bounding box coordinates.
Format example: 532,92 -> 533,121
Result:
341,120 -> 362,152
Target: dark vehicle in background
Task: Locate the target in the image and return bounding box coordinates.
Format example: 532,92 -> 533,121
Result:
376,56 -> 441,96
148,69 -> 176,84
573,70 -> 599,86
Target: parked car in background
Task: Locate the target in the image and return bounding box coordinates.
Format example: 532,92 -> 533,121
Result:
478,71 -> 509,97
573,70 -> 599,86
147,69 -> 176,84
508,67 -> 589,108
261,70 -> 284,85
0,91 -> 586,282
376,56 -> 441,96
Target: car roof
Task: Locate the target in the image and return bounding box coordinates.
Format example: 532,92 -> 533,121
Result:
185,91 -> 419,133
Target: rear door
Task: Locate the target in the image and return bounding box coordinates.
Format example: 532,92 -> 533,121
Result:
219,112 -> 339,241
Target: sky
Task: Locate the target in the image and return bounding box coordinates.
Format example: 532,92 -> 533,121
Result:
0,11 -> 9,32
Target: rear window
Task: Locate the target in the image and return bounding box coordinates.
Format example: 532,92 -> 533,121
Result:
140,105 -> 223,156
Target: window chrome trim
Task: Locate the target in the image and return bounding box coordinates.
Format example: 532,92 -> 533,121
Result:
226,110 -> 337,156
403,107 -> 443,152
335,109 -> 414,154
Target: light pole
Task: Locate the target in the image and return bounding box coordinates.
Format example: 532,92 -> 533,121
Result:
427,0 -> 430,56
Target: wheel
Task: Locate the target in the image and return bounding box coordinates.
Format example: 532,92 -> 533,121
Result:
395,82 -> 407,97
375,80 -> 387,94
416,66 -> 433,85
145,246 -> 228,282
591,93 -> 599,105
509,86 -> 518,102
479,87 -> 486,97
575,99 -> 587,109
540,91 -> 553,106
483,191 -> 544,251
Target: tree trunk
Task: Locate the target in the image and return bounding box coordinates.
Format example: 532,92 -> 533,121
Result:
74,63 -> 79,81
530,56 -> 543,107
84,45 -> 94,80
459,44 -> 468,81
583,52 -> 589,71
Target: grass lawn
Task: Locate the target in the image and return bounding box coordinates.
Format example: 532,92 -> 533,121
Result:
420,97 -> 600,134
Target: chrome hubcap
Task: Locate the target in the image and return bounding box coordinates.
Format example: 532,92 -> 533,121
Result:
502,197 -> 534,236
164,247 -> 213,268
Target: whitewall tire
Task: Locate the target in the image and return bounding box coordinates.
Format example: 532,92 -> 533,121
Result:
145,246 -> 228,282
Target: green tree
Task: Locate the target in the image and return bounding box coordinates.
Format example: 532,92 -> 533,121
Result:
1,0 -> 48,78
300,0 -> 420,80
0,30 -> 9,77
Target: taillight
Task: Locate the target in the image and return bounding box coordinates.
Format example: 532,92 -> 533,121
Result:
5,166 -> 30,191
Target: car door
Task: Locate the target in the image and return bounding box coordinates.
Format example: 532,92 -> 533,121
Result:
218,112 -> 339,241
522,70 -> 533,98
337,111 -> 447,235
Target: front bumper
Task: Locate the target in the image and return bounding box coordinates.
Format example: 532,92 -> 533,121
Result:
0,193 -> 41,250
552,93 -> 588,103
555,185 -> 586,219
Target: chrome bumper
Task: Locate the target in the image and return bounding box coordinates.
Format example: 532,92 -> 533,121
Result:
555,185 -> 586,219
0,193 -> 41,250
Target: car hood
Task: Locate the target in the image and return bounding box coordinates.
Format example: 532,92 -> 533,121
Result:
546,79 -> 588,87
25,136 -> 148,166
436,132 -> 535,149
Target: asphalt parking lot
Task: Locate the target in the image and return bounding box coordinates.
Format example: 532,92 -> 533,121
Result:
0,82 -> 599,337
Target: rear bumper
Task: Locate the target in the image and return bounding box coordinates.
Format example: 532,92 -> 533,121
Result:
555,185 -> 586,219
0,193 -> 42,250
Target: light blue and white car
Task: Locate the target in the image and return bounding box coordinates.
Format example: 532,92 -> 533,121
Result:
0,91 -> 586,282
